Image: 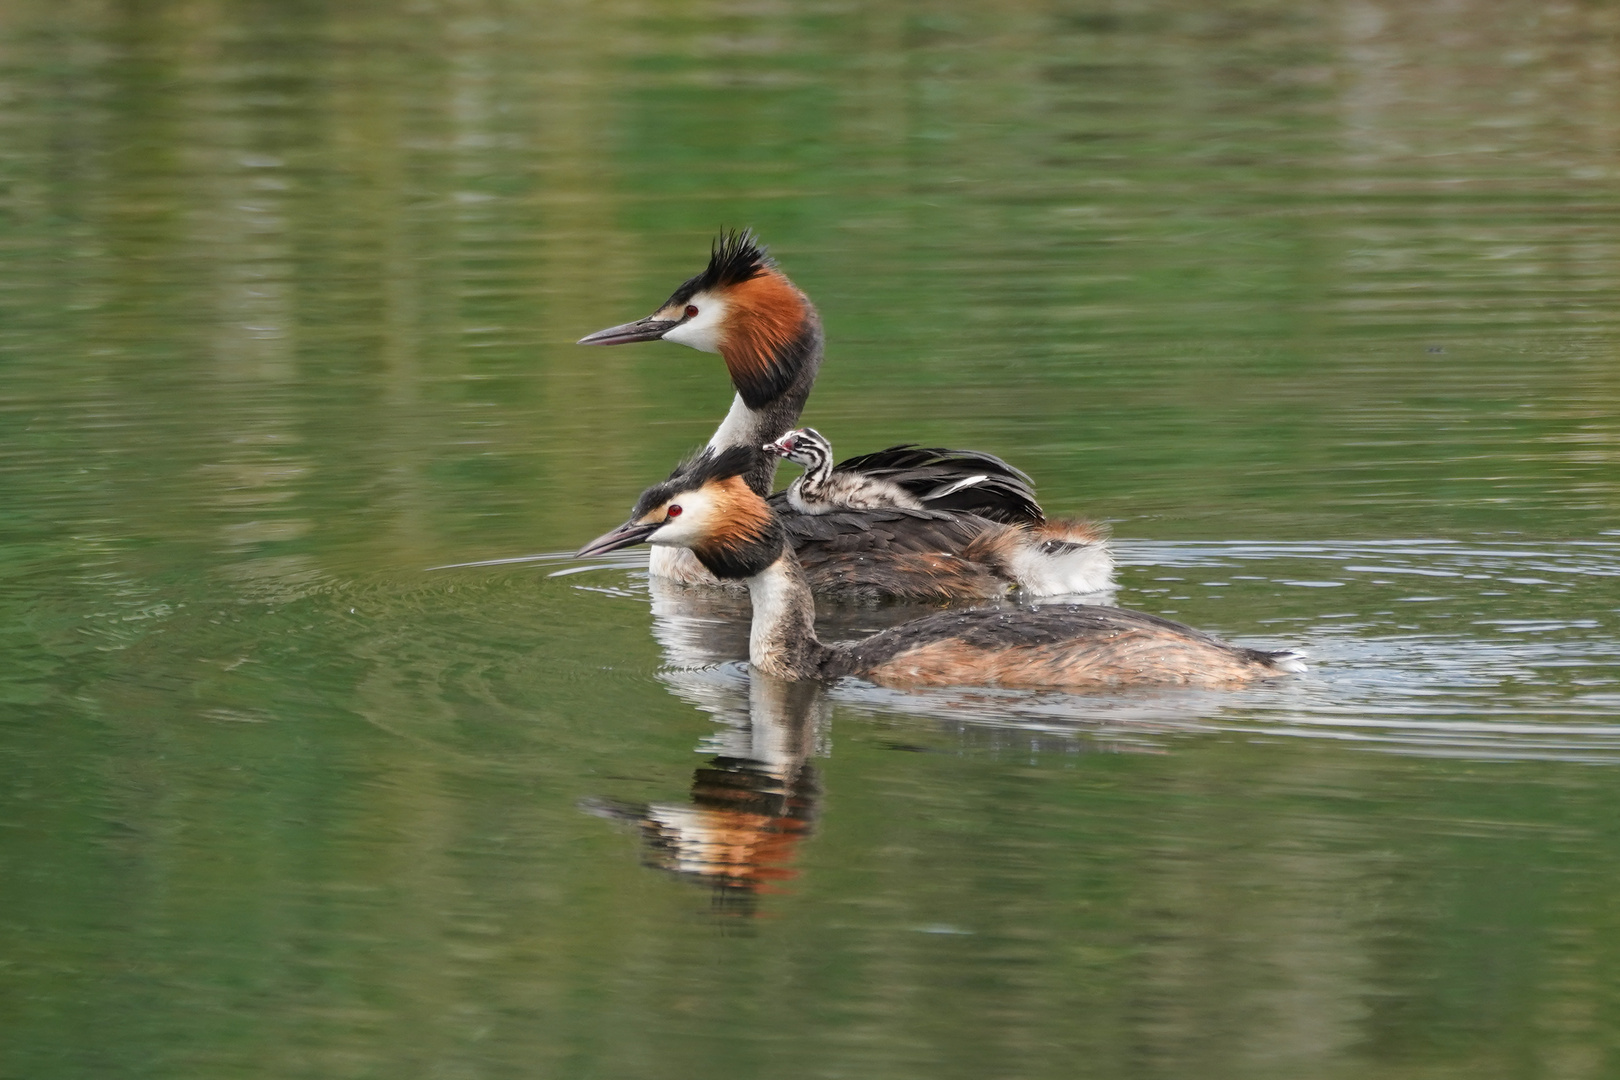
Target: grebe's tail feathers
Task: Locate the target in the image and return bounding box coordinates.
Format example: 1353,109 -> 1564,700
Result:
1258,649 -> 1309,675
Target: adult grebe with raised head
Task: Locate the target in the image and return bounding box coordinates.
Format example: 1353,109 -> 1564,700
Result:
577,230 -> 1113,600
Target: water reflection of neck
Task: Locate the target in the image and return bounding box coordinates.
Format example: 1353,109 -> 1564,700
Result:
628,674 -> 828,915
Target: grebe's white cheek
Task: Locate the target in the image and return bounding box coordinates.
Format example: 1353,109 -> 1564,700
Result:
661,294 -> 728,354
647,517 -> 699,548
645,488 -> 720,548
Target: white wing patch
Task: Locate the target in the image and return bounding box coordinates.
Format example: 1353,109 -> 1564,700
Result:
922,474 -> 989,500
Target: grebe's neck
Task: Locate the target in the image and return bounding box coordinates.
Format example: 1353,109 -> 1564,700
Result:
706,310 -> 824,498
744,553 -> 839,680
789,442 -> 835,505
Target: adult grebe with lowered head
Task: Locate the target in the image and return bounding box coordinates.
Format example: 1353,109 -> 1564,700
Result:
579,448 -> 1306,689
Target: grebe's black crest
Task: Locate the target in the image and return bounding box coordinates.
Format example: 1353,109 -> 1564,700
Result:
676,442 -> 757,486
630,444 -> 758,519
666,228 -> 775,306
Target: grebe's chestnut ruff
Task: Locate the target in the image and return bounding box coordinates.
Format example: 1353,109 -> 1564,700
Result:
578,448 -> 1306,688
578,231 -> 1113,600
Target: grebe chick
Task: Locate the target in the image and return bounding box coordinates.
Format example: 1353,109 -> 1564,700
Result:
577,230 -> 1110,597
578,448 -> 1306,688
765,427 -> 1115,599
765,428 -> 923,515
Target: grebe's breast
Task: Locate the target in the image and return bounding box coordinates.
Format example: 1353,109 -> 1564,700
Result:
649,545 -> 722,587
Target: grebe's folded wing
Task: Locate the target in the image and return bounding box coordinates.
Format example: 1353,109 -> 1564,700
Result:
825,445 -> 1044,525
781,506 -> 988,554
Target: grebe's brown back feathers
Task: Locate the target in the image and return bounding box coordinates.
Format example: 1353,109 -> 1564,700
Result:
843,605 -> 1304,688
785,507 -> 1011,604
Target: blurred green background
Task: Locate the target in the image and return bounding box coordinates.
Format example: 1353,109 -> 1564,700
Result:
3,1 -> 1620,1077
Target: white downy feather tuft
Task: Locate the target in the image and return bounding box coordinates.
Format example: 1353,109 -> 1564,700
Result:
1005,536 -> 1115,596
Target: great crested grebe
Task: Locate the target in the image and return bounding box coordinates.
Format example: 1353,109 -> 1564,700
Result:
577,230 -> 1115,599
578,448 -> 1306,688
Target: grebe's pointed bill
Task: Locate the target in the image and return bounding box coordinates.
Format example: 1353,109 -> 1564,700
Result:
576,519 -> 661,558
576,314 -> 680,346
763,431 -> 799,457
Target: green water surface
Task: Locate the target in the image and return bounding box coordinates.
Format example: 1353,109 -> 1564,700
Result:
4,1 -> 1620,1077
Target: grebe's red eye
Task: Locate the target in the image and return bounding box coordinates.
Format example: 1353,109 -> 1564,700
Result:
666,505 -> 682,518
684,305 -> 698,319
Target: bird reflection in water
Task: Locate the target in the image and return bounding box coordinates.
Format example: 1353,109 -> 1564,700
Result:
580,572 -> 1227,916
585,638 -> 830,917
584,575 -> 1021,914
